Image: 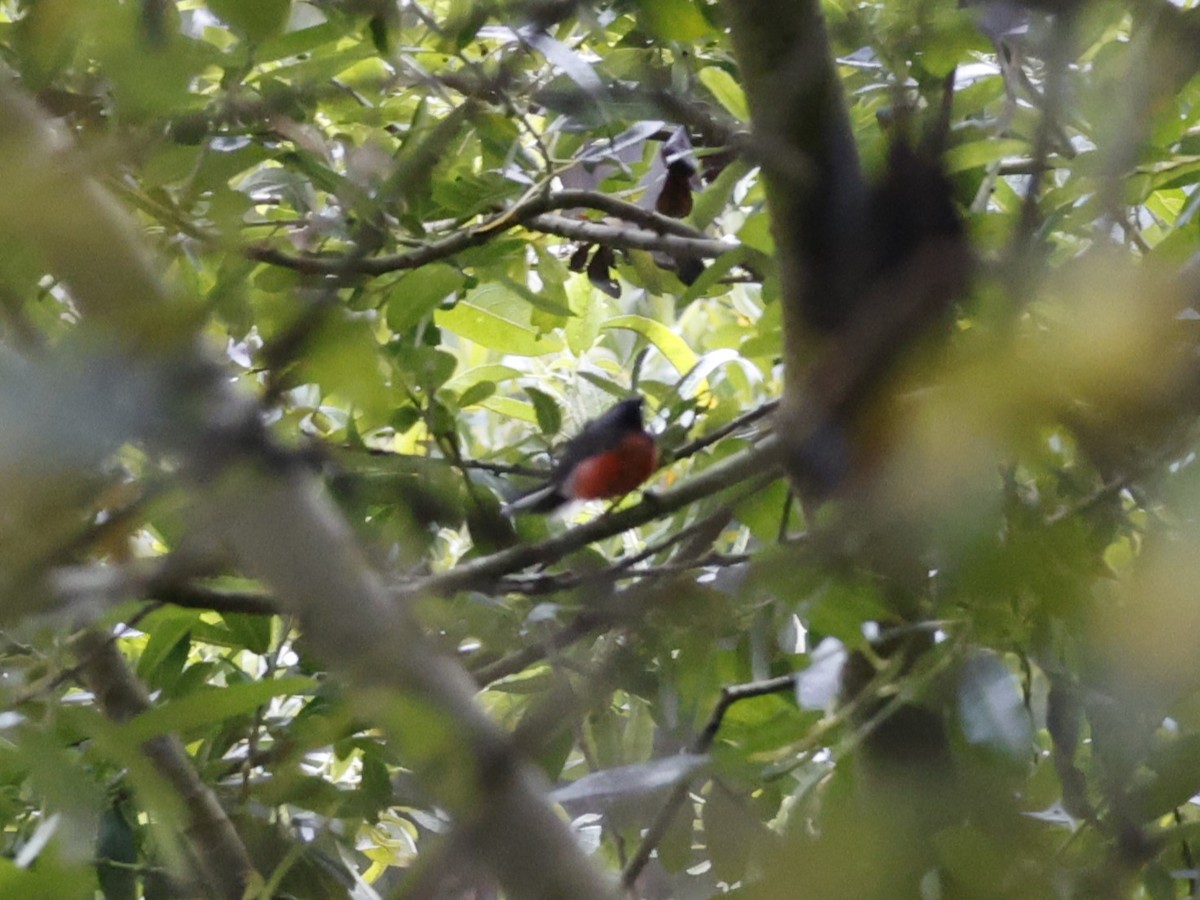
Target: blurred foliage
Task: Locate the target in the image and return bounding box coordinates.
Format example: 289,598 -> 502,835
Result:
1,0 -> 1200,898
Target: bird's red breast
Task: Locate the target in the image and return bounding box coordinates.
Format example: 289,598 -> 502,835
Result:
503,397 -> 655,514
564,432 -> 657,501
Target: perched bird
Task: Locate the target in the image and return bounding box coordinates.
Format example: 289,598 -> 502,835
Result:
504,397 -> 657,514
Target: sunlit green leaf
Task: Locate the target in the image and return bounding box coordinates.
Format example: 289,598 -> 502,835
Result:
640,0 -> 713,41
945,139 -> 1032,173
436,285 -> 566,355
699,67 -> 749,121
601,315 -> 698,375
207,0 -> 292,43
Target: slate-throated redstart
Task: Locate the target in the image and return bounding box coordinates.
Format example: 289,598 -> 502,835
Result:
504,397 -> 657,514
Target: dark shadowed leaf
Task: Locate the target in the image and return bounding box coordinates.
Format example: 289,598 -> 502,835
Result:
96,805 -> 137,900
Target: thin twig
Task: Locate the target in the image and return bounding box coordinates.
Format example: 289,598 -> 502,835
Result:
670,399 -> 779,461
471,610 -> 609,686
1044,474 -> 1130,527
621,675 -> 798,888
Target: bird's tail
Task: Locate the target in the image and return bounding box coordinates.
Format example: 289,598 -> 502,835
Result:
501,483 -> 567,516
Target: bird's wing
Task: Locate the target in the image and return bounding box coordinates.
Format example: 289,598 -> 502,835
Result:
551,413 -> 631,479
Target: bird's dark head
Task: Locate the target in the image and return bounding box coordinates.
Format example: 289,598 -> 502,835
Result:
610,397 -> 646,430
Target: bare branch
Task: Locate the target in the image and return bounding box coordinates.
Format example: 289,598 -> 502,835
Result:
525,213 -> 734,258
245,188 -> 721,276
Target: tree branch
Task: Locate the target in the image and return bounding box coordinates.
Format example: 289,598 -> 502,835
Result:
74,629 -> 257,899
406,439 -> 781,598
149,581 -> 278,616
524,214 -> 734,258
721,0 -> 866,343
245,188 -> 719,276
47,560 -> 280,619
668,399 -> 779,461
471,609 -> 611,686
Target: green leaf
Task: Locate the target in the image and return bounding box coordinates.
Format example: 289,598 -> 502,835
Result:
498,276 -> 573,320
737,210 -> 775,254
221,612 -> 273,656
1132,733 -> 1200,820
255,22 -> 346,64
525,387 -> 563,436
121,676 -> 317,744
359,748 -> 393,814
135,610 -> 198,683
534,245 -> 571,309
944,139 -> 1031,174
273,149 -> 346,196
532,725 -> 574,783
679,246 -> 765,304
479,396 -> 537,423
390,346 -> 458,395
1144,863 -> 1177,900
207,0 -> 292,42
577,370 -> 632,399
640,0 -> 713,41
803,578 -> 891,645
704,785 -> 770,885
12,727 -> 105,862
96,805 -> 137,900
439,0 -> 489,51
432,171 -> 523,219
447,368 -> 518,414
690,158 -> 752,232
436,285 -> 566,356
386,102 -> 474,209
601,315 -> 698,375
456,380 -> 496,408
297,314 -> 390,417
934,823 -> 1016,893
386,267 -> 465,338
733,479 -> 792,544
699,67 -> 749,121
0,856 -> 96,899
566,273 -> 606,354
446,364 -> 523,393
656,788 -> 695,873
673,348 -> 763,401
